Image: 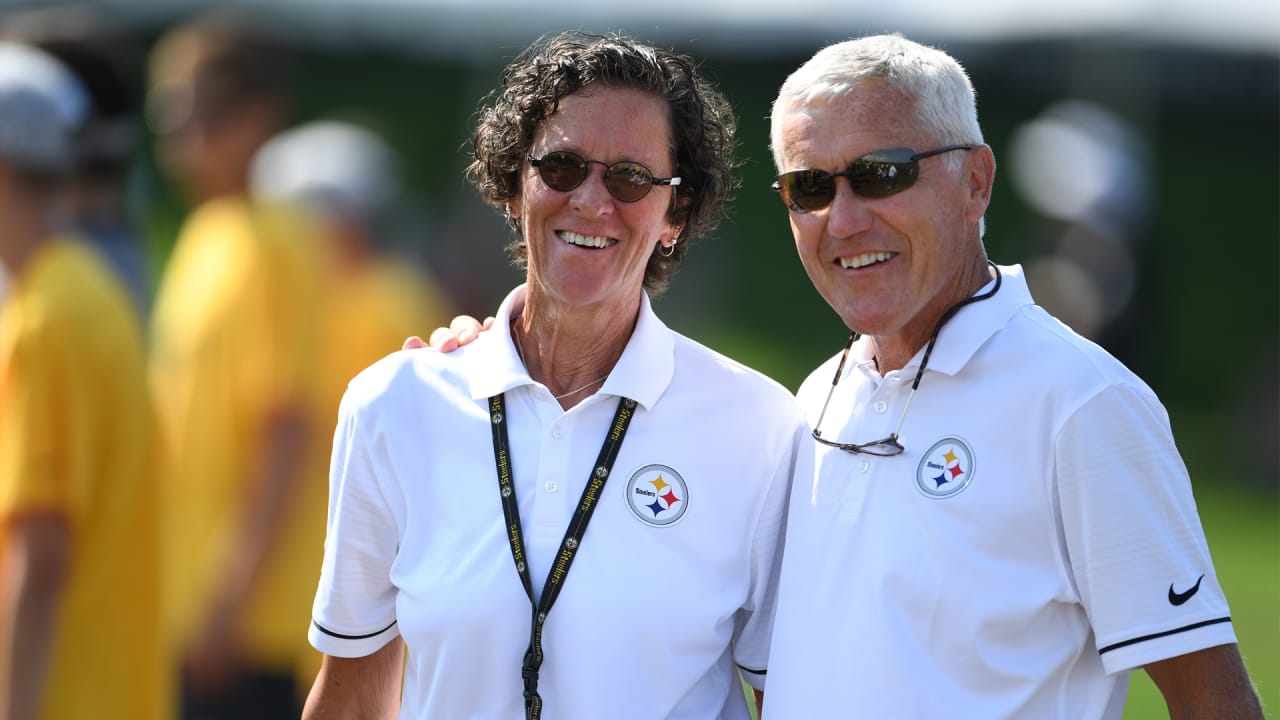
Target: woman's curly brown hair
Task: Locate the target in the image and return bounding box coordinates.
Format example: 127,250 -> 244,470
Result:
467,30 -> 737,294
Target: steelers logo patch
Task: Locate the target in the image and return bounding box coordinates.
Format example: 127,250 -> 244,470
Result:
916,437 -> 976,499
626,464 -> 688,527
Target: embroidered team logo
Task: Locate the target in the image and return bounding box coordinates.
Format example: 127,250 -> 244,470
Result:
916,437 -> 976,498
626,464 -> 688,527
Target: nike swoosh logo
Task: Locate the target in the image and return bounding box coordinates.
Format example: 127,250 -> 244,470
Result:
1168,574 -> 1205,606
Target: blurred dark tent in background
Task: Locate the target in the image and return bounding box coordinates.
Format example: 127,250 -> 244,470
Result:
1,1 -> 1274,711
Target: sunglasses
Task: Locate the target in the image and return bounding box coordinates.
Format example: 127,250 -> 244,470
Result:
772,144 -> 974,212
528,150 -> 681,203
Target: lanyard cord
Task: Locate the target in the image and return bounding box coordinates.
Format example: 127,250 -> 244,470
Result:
488,393 -> 638,720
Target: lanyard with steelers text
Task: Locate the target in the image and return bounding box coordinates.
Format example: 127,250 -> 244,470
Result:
488,392 -> 637,720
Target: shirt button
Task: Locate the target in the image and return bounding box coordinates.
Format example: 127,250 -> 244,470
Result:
859,460 -> 871,473
552,427 -> 562,438
874,401 -> 888,414
545,481 -> 558,493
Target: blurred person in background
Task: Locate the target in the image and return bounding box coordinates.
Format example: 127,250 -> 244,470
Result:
303,31 -> 805,718
0,42 -> 164,720
250,118 -> 455,423
0,4 -> 150,317
761,34 -> 1261,718
250,118 -> 455,690
146,12 -> 327,718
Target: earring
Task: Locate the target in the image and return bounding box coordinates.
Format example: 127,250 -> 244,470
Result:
659,240 -> 676,258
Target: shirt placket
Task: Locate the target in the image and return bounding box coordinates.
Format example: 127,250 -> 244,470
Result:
831,363 -> 909,521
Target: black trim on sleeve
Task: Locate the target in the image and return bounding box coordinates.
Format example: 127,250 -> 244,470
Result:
737,664 -> 767,676
1098,617 -> 1232,655
312,619 -> 397,641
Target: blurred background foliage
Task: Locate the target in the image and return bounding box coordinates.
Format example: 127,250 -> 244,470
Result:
4,0 -> 1276,714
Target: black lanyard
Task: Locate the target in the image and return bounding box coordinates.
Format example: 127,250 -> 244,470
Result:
487,393 -> 637,720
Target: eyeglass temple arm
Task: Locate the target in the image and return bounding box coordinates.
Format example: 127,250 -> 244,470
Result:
812,331 -> 858,438
894,262 -> 1003,438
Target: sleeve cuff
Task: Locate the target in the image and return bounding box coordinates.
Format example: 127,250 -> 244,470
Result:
1099,617 -> 1237,675
309,618 -> 400,658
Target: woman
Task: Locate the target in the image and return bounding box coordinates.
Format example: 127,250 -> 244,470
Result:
303,31 -> 807,719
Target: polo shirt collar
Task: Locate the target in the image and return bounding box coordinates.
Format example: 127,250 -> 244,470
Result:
468,284 -> 674,411
908,262 -> 1032,378
847,263 -> 1032,380
608,289 -> 675,411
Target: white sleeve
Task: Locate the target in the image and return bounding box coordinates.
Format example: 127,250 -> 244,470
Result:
309,389 -> 403,658
732,419 -> 806,689
1055,382 -> 1236,674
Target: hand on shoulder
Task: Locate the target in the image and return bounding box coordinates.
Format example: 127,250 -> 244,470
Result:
402,315 -> 494,353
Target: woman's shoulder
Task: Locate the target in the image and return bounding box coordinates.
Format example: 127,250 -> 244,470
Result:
343,344 -> 477,413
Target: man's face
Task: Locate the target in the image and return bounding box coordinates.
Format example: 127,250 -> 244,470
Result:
775,81 -> 987,347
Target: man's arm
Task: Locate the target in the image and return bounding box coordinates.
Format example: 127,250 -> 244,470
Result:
302,637 -> 405,720
185,404 -> 310,693
1145,644 -> 1263,719
1,514 -> 71,720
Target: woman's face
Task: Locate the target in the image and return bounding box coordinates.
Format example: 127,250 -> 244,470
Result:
509,86 -> 681,312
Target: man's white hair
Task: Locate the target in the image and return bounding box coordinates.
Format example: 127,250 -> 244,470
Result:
769,34 -> 989,235
769,34 -> 984,172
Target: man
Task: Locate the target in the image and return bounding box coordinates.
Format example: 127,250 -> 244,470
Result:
0,42 -> 164,720
760,34 -> 1261,718
250,119 -> 455,691
0,5 -> 151,316
146,14 -> 327,717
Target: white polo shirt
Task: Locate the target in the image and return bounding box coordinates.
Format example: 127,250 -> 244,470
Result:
310,285 -> 806,719
764,264 -> 1235,719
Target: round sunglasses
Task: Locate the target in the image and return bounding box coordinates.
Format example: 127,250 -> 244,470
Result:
528,150 -> 681,203
771,144 -> 974,212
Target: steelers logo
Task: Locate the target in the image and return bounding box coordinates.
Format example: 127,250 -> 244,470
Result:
916,437 -> 976,499
626,464 -> 688,527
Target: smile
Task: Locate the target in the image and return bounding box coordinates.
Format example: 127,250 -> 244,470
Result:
839,251 -> 895,269
559,230 -> 616,249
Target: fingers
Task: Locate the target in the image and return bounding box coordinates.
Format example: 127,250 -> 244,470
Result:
426,327 -> 460,353
450,315 -> 484,345
413,315 -> 495,354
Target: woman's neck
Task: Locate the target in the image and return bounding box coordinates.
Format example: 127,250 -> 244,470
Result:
512,289 -> 639,409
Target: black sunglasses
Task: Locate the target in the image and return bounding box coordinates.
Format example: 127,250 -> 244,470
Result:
528,150 -> 681,203
772,144 -> 974,212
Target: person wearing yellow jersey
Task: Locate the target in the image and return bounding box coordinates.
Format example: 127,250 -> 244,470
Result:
147,14 -> 327,718
249,119 -> 457,692
0,42 -> 165,720
251,121 -> 456,410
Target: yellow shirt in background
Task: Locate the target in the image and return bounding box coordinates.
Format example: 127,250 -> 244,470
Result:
286,249 -> 453,688
0,239 -> 165,720
149,196 -> 326,676
320,255 -> 453,421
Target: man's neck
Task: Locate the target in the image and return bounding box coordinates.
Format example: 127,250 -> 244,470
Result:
871,257 -> 993,373
0,200 -> 56,277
